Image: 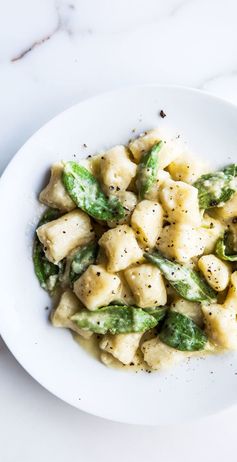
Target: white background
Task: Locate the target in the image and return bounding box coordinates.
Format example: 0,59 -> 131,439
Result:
1,0 -> 237,460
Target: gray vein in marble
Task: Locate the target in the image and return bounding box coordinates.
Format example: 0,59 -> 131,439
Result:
169,0 -> 193,17
56,1 -> 76,36
11,2 -> 75,62
66,0 -> 193,36
11,26 -> 59,62
198,69 -> 237,89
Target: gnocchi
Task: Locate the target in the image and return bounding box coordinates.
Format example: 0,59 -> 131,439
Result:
198,254 -> 230,292
51,290 -> 93,339
168,151 -> 209,184
39,163 -> 76,211
98,225 -> 143,272
73,264 -> 121,310
159,179 -> 201,226
131,200 -> 163,248
202,272 -> 237,349
37,210 -> 94,263
128,128 -> 181,167
157,223 -> 205,263
100,333 -> 142,365
124,263 -> 167,308
142,337 -> 185,370
99,145 -> 137,195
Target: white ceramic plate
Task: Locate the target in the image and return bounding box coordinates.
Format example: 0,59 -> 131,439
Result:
1,85 -> 237,426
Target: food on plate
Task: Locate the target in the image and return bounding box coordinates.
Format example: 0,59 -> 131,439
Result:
62,161 -> 125,221
33,128 -> 237,371
136,142 -> 162,199
193,164 -> 237,209
144,252 -> 217,303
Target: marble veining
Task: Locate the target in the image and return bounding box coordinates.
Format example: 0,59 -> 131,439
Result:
0,0 -> 237,177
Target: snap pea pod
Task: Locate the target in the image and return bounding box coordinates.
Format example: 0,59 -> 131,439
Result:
33,208 -> 63,292
143,306 -> 167,322
71,305 -> 159,334
215,231 -> 237,262
33,241 -> 62,291
194,164 -> 237,209
108,304 -> 167,322
69,241 -> 99,283
144,251 -> 217,303
62,161 -> 125,221
223,164 -> 237,176
136,141 -> 162,199
159,311 -> 207,351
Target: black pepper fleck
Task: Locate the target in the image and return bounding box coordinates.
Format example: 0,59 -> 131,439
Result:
160,109 -> 166,118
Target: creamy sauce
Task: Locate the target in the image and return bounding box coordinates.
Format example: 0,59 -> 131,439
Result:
74,332 -> 152,372
73,331 -> 223,372
74,333 -> 102,361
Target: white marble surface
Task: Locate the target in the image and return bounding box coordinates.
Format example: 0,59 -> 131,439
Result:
1,0 -> 237,460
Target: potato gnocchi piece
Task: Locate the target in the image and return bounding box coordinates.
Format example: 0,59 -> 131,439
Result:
89,259 -> 133,305
37,210 -> 94,264
131,200 -> 163,248
99,224 -> 143,272
100,333 -> 142,365
99,145 -> 137,195
159,179 -> 201,226
39,163 -> 76,211
202,272 -> 237,349
116,273 -> 135,305
107,191 -> 137,228
200,214 -> 225,254
157,224 -> 205,263
142,337 -> 185,370
124,263 -> 167,308
198,255 -> 230,292
170,298 -> 203,327
203,305 -> 237,349
128,128 -> 181,166
73,264 -> 121,310
51,290 -> 92,339
168,151 -> 209,184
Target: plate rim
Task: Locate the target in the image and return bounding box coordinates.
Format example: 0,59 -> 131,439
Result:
1,83 -> 237,426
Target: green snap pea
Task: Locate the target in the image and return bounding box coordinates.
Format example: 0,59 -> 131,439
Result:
62,161 -> 125,221
144,251 -> 217,303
